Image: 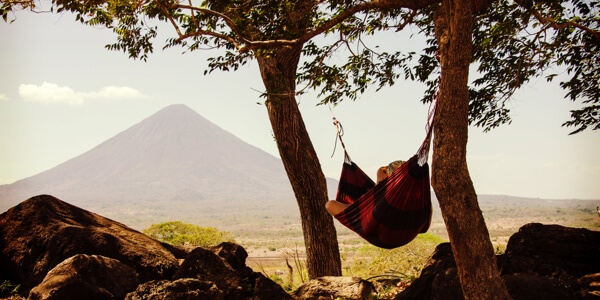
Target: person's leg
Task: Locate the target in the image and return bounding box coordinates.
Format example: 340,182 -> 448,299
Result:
325,200 -> 348,216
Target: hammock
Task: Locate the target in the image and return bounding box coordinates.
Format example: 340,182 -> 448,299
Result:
332,106 -> 435,249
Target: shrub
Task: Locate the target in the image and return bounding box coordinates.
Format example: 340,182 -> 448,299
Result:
143,221 -> 235,247
0,280 -> 21,298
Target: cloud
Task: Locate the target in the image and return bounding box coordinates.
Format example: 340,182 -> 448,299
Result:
18,82 -> 147,105
0,93 -> 7,101
19,82 -> 83,105
86,86 -> 148,100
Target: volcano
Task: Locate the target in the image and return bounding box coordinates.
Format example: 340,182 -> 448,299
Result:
0,104 -> 326,228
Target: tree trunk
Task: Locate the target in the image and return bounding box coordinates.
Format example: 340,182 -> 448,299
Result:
431,0 -> 511,299
256,46 -> 343,278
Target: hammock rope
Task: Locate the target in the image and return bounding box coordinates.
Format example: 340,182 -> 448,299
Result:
332,117 -> 352,163
417,99 -> 437,166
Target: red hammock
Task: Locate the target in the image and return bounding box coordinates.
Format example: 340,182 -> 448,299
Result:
332,106 -> 435,249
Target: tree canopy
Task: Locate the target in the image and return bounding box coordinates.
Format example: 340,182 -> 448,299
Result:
3,0 -> 597,132
298,0 -> 599,133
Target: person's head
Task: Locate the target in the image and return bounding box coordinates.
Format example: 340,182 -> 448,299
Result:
387,160 -> 405,175
376,166 -> 388,184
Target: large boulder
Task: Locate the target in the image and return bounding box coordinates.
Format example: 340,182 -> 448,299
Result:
502,273 -> 579,300
170,244 -> 293,300
212,242 -> 254,276
1,195 -> 294,300
394,243 -> 462,300
293,276 -> 376,300
395,223 -> 600,300
0,195 -> 179,294
173,246 -> 247,298
502,223 -> 600,299
28,254 -> 139,300
502,223 -> 600,278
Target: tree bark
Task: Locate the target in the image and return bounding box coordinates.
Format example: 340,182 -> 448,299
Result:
256,46 -> 343,278
431,0 -> 512,299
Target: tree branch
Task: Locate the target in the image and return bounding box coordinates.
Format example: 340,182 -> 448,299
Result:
533,11 -> 600,41
175,29 -> 244,50
175,4 -> 252,50
155,1 -> 184,38
517,1 -> 600,42
395,10 -> 417,31
187,0 -> 199,33
173,0 -> 440,52
297,0 -> 439,45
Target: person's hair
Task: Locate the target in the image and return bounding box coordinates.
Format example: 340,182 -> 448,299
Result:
387,160 -> 405,174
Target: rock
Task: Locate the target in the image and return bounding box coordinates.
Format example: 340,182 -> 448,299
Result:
395,223 -> 600,300
0,195 -> 179,294
502,223 -> 600,278
504,273 -> 578,300
578,273 -> 600,299
293,276 -> 375,300
430,267 -> 463,300
395,243 -> 462,300
502,223 -> 600,299
28,254 -> 138,300
174,246 -> 247,298
173,245 -> 293,300
250,272 -> 295,300
159,241 -> 191,260
212,242 -> 253,276
0,195 -> 294,300
125,278 -> 225,300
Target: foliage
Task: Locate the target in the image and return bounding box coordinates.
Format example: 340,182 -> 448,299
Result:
298,8 -> 422,104
5,0 -> 595,129
0,280 -> 21,298
142,221 -> 235,247
471,0 -> 600,133
299,0 -> 600,134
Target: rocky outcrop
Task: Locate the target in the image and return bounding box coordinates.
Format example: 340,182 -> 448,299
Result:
125,245 -> 292,300
395,223 -> 600,300
293,276 -> 376,299
0,195 -> 292,299
502,223 -> 600,299
169,245 -> 292,299
0,195 -> 179,294
502,223 -> 600,278
393,243 -> 462,300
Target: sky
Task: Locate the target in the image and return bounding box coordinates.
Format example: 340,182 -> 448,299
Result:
1,9 -> 599,200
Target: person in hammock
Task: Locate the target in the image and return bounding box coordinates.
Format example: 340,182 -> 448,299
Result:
325,160 -> 405,216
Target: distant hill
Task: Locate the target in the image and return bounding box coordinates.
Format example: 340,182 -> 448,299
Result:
425,194 -> 600,243
0,104 -> 337,228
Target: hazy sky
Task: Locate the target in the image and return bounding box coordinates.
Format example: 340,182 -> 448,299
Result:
1,10 -> 598,200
